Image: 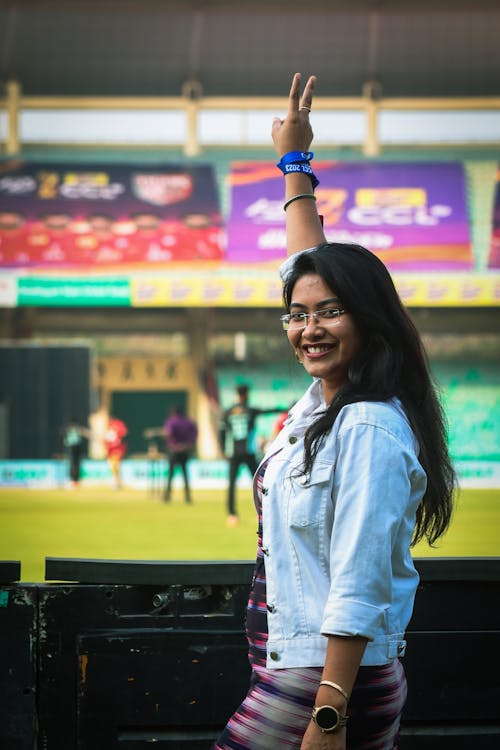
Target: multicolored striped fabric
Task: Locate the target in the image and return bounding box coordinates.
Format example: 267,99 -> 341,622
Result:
214,665 -> 325,749
341,659 -> 407,749
214,660 -> 407,749
213,459 -> 408,749
245,459 -> 269,669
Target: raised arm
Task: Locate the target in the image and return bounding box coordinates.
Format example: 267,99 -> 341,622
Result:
272,73 -> 326,256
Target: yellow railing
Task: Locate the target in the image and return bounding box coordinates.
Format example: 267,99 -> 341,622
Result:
1,79 -> 500,157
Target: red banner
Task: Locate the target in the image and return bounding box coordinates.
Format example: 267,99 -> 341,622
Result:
0,161 -> 223,268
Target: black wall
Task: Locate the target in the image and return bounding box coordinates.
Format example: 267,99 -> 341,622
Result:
0,345 -> 91,458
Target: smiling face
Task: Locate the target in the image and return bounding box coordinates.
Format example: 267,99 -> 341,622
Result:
287,273 -> 362,403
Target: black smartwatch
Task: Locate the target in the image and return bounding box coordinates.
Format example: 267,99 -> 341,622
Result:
311,704 -> 348,733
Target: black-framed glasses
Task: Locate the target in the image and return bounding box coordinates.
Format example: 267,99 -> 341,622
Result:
280,308 -> 346,331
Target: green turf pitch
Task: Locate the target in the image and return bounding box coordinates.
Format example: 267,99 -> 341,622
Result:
0,486 -> 498,582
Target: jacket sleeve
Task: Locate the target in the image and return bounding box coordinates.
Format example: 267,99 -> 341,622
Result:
321,420 -> 418,640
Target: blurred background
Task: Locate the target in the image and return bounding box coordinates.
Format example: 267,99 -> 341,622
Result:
0,0 -> 499,491
1,12 -> 498,750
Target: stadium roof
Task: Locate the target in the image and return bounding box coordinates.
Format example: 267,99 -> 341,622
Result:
0,0 -> 499,99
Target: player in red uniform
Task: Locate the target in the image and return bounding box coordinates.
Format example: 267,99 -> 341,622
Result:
104,416 -> 128,489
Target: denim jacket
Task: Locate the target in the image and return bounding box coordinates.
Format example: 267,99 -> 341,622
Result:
255,379 -> 427,669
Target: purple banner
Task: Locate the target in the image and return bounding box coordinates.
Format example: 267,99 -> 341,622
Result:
227,161 -> 473,270
489,165 -> 500,268
0,161 -> 223,268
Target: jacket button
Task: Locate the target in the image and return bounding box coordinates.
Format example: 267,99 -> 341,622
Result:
270,651 -> 280,661
289,436 -> 297,444
266,604 -> 275,613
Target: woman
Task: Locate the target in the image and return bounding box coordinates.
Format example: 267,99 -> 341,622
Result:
214,73 -> 455,750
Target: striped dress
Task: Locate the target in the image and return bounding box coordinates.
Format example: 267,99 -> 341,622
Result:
213,459 -> 407,750
245,459 -> 270,669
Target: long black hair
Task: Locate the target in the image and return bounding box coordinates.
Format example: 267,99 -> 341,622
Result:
283,243 -> 456,546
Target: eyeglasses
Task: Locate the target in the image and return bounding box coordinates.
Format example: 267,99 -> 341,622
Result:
280,308 -> 346,331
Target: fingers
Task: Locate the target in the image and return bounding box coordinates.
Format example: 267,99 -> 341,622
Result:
271,116 -> 284,139
287,73 -> 316,116
272,74 -> 315,154
299,75 -> 316,112
287,72 -> 302,116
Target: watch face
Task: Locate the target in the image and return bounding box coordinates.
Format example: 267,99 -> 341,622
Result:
316,705 -> 339,731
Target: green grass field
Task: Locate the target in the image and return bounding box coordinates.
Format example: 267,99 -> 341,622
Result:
0,486 -> 498,582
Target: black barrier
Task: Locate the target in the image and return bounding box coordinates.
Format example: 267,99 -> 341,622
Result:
0,558 -> 499,749
39,560 -> 253,750
402,558 -> 500,749
0,560 -> 21,583
0,562 -> 37,750
44,556 -> 254,585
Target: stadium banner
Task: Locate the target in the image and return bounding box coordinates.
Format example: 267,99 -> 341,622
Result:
0,459 -> 498,489
1,270 -> 499,307
130,270 -> 283,307
0,459 -> 242,490
0,460 -> 67,488
489,165 -> 500,268
16,277 -> 131,306
227,161 -> 473,270
129,271 -> 500,307
0,161 -> 223,269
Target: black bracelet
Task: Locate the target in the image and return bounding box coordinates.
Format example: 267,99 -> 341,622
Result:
283,193 -> 317,211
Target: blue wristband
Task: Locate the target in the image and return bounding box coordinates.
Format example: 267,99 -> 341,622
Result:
276,150 -> 314,168
279,162 -> 319,189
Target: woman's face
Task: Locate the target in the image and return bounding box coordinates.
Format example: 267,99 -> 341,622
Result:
287,273 -> 362,403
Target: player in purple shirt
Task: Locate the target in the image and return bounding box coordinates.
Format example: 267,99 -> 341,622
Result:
163,406 -> 198,503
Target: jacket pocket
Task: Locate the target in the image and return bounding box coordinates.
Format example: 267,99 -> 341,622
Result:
287,461 -> 332,528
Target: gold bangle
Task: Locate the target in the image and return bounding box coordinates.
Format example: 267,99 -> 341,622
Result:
319,680 -> 350,702
283,193 -> 316,211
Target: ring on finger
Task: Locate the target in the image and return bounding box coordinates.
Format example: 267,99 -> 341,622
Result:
299,106 -> 311,112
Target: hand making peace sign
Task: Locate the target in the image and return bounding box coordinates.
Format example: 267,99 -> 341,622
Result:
272,73 -> 317,158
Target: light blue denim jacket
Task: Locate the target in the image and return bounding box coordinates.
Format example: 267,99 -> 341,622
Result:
255,379 -> 427,669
